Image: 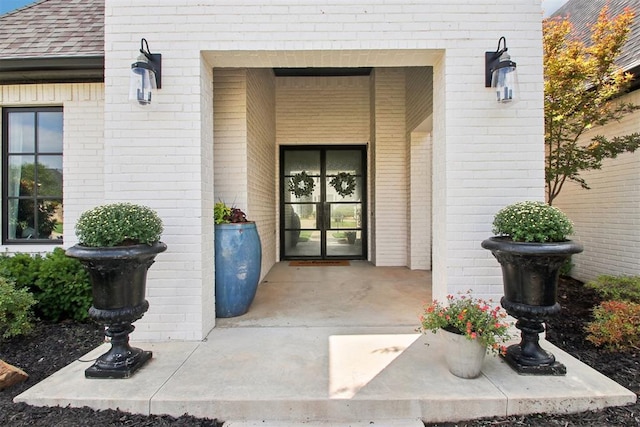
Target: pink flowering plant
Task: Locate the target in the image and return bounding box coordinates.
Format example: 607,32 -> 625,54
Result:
419,290 -> 512,355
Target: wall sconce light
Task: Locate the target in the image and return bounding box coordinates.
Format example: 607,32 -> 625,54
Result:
129,38 -> 162,105
485,37 -> 517,103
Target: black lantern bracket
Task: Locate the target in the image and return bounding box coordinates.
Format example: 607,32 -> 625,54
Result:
133,38 -> 162,89
485,36 -> 515,87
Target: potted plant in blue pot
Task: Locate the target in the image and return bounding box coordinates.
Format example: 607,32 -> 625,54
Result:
481,201 -> 583,375
66,203 -> 166,379
214,202 -> 262,318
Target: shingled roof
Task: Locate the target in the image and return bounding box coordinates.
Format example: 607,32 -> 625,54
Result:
551,0 -> 640,72
0,0 -> 104,84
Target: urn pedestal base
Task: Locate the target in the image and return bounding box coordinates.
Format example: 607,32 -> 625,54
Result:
500,298 -> 566,376
501,346 -> 566,376
85,301 -> 152,379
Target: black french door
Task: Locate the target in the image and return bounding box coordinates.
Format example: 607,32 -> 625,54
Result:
280,145 -> 367,260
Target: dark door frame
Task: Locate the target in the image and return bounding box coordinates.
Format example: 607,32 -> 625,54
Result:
279,144 -> 368,260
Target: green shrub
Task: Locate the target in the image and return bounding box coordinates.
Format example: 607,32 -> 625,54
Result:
559,257 -> 574,277
0,277 -> 36,339
585,275 -> 640,303
34,248 -> 92,322
586,300 -> 640,351
0,252 -> 42,291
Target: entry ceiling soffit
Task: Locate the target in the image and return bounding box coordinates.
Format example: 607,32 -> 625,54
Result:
203,50 -> 443,69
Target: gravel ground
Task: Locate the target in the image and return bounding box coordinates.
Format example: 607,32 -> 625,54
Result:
1,277 -> 638,426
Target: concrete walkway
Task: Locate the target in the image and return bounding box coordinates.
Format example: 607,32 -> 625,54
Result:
15,262 -> 636,425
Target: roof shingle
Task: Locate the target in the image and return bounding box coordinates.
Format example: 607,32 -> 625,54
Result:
0,0 -> 104,60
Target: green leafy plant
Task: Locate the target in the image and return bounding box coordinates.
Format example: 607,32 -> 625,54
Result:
585,275 -> 640,303
419,290 -> 511,355
492,201 -> 574,243
214,201 -> 248,224
586,300 -> 640,351
75,203 -> 163,247
0,252 -> 42,291
34,248 -> 92,322
0,277 -> 36,339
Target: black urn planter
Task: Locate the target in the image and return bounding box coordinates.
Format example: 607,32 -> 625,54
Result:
481,237 -> 583,375
66,242 -> 167,379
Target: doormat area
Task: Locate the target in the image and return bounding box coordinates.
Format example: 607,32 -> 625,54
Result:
289,260 -> 350,266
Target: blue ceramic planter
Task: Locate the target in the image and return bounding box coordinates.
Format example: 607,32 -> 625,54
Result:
215,222 -> 262,318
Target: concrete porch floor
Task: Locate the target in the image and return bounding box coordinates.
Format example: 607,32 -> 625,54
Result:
15,261 -> 636,425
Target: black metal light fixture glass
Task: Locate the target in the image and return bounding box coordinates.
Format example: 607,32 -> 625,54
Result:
129,38 -> 162,106
485,37 -> 517,103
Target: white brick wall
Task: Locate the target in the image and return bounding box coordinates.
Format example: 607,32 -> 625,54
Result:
555,89 -> 640,283
276,76 -> 370,144
213,69 -> 248,208
102,0 -> 544,339
373,68 -> 408,266
406,67 -> 433,270
247,69 -> 277,279
409,131 -> 432,270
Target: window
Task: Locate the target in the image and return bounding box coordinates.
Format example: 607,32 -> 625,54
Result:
2,107 -> 63,243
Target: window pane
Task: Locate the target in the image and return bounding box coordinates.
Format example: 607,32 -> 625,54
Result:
38,112 -> 63,153
37,155 -> 63,197
8,156 -> 36,197
9,199 -> 36,239
8,112 -> 35,153
38,199 -> 62,239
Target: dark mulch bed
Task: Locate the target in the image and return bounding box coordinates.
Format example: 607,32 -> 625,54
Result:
1,278 -> 638,426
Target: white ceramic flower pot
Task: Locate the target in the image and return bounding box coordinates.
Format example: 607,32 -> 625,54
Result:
440,328 -> 487,379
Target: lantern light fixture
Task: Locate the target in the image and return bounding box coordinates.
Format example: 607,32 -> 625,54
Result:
485,36 -> 517,103
129,38 -> 162,106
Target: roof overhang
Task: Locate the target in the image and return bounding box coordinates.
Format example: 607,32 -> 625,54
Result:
0,55 -> 104,85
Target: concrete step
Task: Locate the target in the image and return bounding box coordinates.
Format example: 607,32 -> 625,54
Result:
15,326 -> 636,424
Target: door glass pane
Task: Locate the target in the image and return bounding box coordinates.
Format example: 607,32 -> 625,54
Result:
283,150 -> 321,175
284,230 -> 321,257
326,150 -> 362,175
327,230 -> 362,257
284,176 -> 320,202
326,176 -> 362,202
283,204 -> 321,258
328,203 -> 361,230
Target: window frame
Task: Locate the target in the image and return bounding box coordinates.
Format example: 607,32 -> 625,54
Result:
1,106 -> 64,245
